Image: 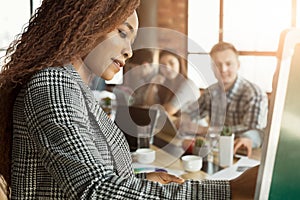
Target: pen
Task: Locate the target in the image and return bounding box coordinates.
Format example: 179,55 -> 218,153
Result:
134,167 -> 168,173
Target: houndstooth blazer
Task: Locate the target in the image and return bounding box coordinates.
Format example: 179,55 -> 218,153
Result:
11,65 -> 230,199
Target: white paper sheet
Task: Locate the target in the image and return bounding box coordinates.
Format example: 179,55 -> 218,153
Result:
207,157 -> 260,180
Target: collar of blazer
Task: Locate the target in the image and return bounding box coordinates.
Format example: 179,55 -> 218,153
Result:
63,64 -> 111,125
62,64 -> 133,176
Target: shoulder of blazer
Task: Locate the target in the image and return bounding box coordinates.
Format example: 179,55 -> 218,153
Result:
27,66 -> 83,90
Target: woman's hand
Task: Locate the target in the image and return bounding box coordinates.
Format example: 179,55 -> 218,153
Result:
146,172 -> 185,184
143,74 -> 166,106
150,74 -> 166,85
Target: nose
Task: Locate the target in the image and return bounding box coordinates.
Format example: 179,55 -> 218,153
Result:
122,44 -> 133,60
219,64 -> 228,73
166,65 -> 173,72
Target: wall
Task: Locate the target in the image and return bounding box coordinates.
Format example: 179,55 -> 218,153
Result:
135,0 -> 188,68
156,0 -> 188,53
136,0 -> 188,52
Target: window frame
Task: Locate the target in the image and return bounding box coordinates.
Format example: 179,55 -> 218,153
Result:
187,0 -> 298,92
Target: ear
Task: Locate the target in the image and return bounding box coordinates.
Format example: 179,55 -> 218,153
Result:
237,59 -> 241,69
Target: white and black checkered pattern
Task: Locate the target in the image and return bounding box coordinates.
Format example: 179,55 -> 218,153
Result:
11,65 -> 231,199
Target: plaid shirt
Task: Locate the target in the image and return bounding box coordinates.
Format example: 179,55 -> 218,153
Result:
11,65 -> 230,199
188,76 -> 268,136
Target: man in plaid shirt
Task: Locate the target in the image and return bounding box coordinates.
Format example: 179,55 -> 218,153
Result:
184,42 -> 268,157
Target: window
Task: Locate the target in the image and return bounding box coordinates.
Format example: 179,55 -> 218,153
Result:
223,0 -> 291,51
188,0 -> 299,92
0,0 -> 30,63
0,0 -> 42,68
297,1 -> 300,27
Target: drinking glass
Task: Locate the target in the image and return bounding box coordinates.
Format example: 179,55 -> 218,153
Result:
137,125 -> 152,149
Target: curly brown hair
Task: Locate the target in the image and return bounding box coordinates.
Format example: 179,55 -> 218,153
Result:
0,0 -> 140,186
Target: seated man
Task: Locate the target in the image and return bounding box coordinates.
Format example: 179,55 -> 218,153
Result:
181,42 -> 268,157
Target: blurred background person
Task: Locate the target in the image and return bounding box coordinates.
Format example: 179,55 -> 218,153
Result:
135,49 -> 199,116
123,48 -> 156,89
117,48 -> 157,106
181,42 -> 268,157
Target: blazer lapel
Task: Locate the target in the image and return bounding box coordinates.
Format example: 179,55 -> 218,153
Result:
63,65 -> 133,176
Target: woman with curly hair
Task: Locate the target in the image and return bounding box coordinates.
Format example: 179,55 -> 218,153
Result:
0,0 -> 258,199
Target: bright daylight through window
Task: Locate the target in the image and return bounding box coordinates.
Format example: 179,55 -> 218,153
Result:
188,0 -> 297,93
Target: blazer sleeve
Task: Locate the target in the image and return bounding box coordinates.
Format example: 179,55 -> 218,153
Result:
23,68 -> 231,200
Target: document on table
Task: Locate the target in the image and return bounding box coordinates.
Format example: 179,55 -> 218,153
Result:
207,157 -> 260,180
132,162 -> 185,177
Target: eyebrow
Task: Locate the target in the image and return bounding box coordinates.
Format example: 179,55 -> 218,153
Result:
123,22 -> 137,45
124,22 -> 134,33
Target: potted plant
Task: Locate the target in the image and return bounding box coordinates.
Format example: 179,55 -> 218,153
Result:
100,97 -> 112,116
219,126 -> 235,167
195,137 -> 205,147
193,137 -> 210,161
221,126 -> 232,136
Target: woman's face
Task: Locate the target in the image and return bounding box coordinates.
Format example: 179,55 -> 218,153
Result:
83,11 -> 139,81
159,54 -> 180,80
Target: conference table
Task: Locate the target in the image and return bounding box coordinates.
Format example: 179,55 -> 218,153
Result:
147,131 -> 261,180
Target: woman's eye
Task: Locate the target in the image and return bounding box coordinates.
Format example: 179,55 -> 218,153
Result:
118,30 -> 127,38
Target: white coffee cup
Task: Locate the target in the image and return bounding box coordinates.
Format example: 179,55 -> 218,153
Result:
136,148 -> 156,164
181,155 -> 203,172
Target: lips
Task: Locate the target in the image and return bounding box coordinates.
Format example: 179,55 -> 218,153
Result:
112,59 -> 125,69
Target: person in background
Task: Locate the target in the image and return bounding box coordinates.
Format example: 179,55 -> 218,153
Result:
0,0 -> 258,199
141,49 -> 200,116
123,48 -> 156,88
120,48 -> 157,105
182,42 -> 268,157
